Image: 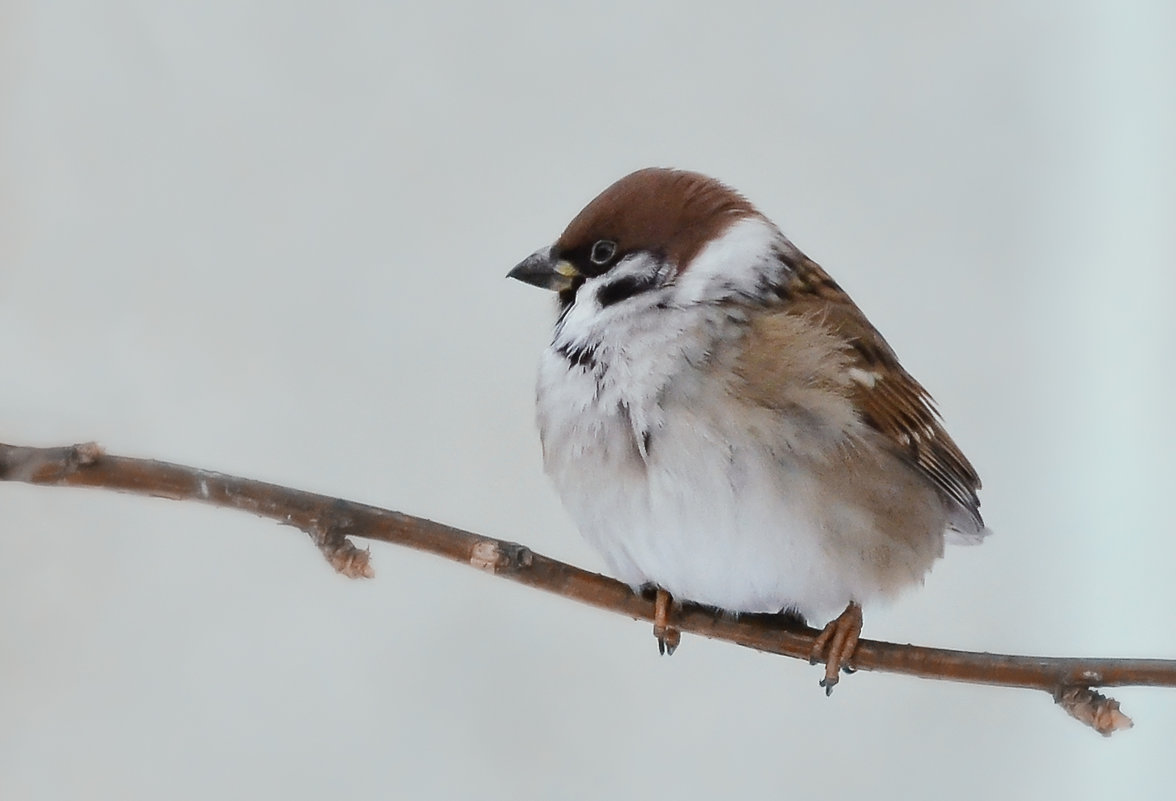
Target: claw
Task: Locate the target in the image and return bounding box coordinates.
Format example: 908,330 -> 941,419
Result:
652,588 -> 681,656
809,602 -> 863,694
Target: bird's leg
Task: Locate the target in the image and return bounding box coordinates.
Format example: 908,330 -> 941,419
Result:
652,588 -> 681,656
809,602 -> 862,695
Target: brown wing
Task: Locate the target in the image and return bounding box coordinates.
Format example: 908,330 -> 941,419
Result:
776,254 -> 984,532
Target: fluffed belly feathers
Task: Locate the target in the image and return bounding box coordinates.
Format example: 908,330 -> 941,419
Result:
536,353 -> 951,622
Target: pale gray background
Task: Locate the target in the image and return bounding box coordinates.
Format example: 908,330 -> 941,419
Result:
2,2 -> 1175,799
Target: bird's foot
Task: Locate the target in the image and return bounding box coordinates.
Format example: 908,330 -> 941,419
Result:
809,602 -> 862,695
652,587 -> 681,656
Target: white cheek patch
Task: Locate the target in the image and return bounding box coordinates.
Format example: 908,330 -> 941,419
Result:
597,252 -> 671,295
558,253 -> 666,332
674,216 -> 787,305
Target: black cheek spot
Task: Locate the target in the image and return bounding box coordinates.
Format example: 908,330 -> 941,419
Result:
597,275 -> 660,308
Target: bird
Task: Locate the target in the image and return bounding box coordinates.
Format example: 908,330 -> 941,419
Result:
508,168 -> 987,692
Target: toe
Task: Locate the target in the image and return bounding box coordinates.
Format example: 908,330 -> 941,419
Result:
810,603 -> 863,694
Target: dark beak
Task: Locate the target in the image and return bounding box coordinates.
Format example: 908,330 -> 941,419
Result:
507,247 -> 581,292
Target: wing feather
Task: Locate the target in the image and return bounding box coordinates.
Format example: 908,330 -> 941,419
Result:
752,253 -> 984,533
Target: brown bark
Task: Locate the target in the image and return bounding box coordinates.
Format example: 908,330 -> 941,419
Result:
0,441 -> 1160,736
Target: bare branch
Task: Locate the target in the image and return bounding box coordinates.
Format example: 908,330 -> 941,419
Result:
1,441 -> 1171,735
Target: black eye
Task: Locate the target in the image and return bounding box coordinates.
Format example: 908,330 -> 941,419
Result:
589,240 -> 617,266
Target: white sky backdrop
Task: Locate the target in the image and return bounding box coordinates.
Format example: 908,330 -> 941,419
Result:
2,2 -> 1175,798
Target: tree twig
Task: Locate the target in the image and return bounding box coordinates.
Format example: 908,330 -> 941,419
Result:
0,440 -> 1166,736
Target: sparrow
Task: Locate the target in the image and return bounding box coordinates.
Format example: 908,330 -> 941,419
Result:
508,168 -> 987,691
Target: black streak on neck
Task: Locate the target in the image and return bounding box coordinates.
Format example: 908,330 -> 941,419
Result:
556,341 -> 598,370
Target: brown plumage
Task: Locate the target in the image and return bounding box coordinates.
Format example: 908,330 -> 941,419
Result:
556,168 -> 761,276
774,255 -> 983,531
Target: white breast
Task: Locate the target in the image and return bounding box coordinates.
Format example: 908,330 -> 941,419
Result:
539,356 -> 873,618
